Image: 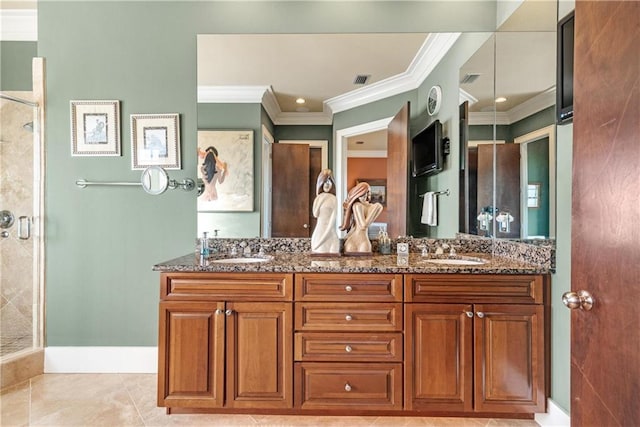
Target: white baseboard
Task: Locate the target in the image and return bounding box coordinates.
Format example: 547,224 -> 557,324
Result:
536,399 -> 571,427
44,347 -> 158,373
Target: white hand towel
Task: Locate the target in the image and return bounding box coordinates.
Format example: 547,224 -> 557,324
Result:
420,192 -> 437,226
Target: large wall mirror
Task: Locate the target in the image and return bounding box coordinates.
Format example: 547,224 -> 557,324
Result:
195,0 -> 558,241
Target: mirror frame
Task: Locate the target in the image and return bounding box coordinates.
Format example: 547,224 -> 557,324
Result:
141,165 -> 170,195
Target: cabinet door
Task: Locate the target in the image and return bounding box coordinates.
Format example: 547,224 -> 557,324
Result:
405,303 -> 473,412
158,301 -> 225,408
474,304 -> 546,413
225,301 -> 293,409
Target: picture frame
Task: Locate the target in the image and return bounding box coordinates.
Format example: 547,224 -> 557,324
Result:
130,113 -> 180,170
197,130 -> 254,212
70,100 -> 120,156
527,183 -> 541,208
357,178 -> 387,206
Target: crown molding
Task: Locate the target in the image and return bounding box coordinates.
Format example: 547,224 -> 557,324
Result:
197,85 -> 269,104
0,9 -> 37,41
469,86 -> 556,126
326,32 -> 461,114
459,88 -> 478,106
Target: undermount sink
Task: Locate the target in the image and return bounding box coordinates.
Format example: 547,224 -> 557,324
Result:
424,258 -> 487,266
210,256 -> 272,264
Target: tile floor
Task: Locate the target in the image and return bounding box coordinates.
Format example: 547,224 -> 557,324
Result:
1,374 -> 541,426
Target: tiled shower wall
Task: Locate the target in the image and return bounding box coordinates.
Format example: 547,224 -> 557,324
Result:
0,93 -> 35,357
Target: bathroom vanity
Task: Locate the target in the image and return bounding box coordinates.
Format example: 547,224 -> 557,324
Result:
154,240 -> 552,419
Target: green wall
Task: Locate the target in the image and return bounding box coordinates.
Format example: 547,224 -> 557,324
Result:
38,0 -> 497,346
0,41 -> 37,90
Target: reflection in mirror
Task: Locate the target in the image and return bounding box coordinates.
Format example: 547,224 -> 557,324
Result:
141,166 -> 169,195
460,27 -> 557,239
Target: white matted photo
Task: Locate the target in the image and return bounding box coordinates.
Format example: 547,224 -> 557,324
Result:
197,130 -> 254,212
70,100 -> 120,156
130,113 -> 180,170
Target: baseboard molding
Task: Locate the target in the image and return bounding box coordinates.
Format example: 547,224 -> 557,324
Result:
536,399 -> 571,427
44,347 -> 158,373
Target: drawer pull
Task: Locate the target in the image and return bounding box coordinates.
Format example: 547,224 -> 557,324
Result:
345,345 -> 353,353
345,285 -> 353,292
215,309 -> 224,315
476,311 -> 485,318
344,383 -> 352,392
464,311 -> 473,318
225,309 -> 234,316
345,314 -> 353,321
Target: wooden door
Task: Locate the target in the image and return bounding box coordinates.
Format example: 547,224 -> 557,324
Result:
386,102 -> 409,239
474,304 -> 546,413
272,143 -> 310,237
225,301 -> 293,409
404,303 -> 473,412
570,2 -> 640,425
157,301 -> 225,408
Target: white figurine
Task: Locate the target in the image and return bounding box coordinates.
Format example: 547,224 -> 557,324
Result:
340,182 -> 383,255
311,169 -> 340,255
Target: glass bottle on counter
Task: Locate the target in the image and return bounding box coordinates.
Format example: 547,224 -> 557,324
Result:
377,225 -> 391,255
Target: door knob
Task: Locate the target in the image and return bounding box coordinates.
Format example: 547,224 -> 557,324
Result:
562,290 -> 594,311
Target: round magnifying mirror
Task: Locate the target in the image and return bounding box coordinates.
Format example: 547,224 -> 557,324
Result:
141,166 -> 169,195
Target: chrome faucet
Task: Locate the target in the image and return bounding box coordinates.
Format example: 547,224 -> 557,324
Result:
434,243 -> 450,256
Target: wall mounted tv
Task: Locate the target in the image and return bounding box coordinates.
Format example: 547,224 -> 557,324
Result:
411,119 -> 448,177
557,10 -> 574,124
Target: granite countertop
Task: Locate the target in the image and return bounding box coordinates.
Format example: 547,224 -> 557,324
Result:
153,251 -> 551,275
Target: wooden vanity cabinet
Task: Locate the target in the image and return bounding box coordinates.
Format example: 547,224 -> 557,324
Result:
404,274 -> 549,414
158,273 -> 294,411
293,273 -> 404,411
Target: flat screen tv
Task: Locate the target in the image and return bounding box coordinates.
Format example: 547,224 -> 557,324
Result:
557,11 -> 575,124
412,119 -> 444,177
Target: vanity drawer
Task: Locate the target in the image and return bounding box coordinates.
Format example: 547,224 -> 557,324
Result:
160,272 -> 293,301
295,332 -> 403,362
295,303 -> 402,332
405,274 -> 546,304
295,362 -> 402,410
295,273 -> 403,302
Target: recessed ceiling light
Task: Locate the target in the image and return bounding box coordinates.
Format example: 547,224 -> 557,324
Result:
296,98 -> 306,104
495,97 -> 507,103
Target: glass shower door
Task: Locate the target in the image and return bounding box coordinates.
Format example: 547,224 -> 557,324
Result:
0,92 -> 41,359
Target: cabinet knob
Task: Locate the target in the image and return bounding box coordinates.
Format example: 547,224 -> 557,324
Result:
562,290 -> 594,311
303,223 -> 309,229
345,314 -> 353,321
344,383 -> 352,392
464,311 -> 473,318
345,285 -> 353,292
345,345 -> 353,353
476,311 -> 485,318
215,309 -> 224,315
225,309 -> 233,316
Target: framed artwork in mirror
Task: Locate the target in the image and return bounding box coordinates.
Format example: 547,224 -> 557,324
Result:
357,178 -> 386,206
130,113 -> 181,170
197,130 -> 254,212
527,183 -> 541,208
70,100 -> 120,156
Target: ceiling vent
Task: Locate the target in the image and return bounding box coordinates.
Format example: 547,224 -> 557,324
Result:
460,73 -> 481,84
353,74 -> 371,85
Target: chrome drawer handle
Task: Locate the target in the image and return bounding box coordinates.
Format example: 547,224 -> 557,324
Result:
345,285 -> 353,292
344,383 -> 352,392
345,314 -> 353,321
345,345 -> 353,353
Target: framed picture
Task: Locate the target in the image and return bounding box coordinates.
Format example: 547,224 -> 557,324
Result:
197,130 -> 254,212
130,113 -> 180,170
357,178 -> 387,206
528,183 -> 541,208
70,100 -> 120,156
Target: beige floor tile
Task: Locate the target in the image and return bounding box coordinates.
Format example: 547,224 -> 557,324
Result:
5,374 -> 541,427
1,380 -> 31,427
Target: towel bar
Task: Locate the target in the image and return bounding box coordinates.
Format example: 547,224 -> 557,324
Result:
419,189 -> 450,197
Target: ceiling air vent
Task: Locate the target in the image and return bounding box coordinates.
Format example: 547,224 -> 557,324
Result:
460,73 -> 481,84
353,74 -> 370,85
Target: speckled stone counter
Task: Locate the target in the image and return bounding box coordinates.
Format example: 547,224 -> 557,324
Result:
154,236 -> 554,275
